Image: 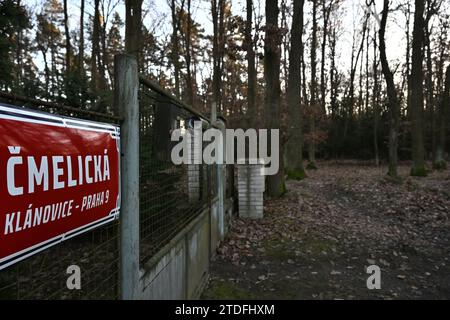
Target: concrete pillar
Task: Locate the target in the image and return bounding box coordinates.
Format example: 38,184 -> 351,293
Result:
114,54 -> 140,300
237,161 -> 265,219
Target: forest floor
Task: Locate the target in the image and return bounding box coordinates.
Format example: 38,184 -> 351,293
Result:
201,161 -> 450,300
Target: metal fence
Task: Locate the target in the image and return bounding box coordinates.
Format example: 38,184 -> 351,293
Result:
138,77 -> 217,264
0,93 -> 121,299
0,55 -> 227,299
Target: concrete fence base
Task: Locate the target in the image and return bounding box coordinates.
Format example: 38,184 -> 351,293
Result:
136,197 -> 233,299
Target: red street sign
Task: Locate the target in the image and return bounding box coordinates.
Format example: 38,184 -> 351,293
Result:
0,103 -> 120,270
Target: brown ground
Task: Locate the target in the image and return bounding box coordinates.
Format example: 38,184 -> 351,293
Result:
201,161 -> 450,300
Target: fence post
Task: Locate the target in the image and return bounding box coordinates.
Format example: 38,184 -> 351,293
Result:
215,118 -> 226,240
114,54 -> 140,300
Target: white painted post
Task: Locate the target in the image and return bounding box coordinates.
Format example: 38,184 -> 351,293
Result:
115,54 -> 140,300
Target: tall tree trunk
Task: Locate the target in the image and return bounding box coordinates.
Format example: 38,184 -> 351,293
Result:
307,0 -> 318,169
348,16 -> 368,116
329,27 -> 338,158
125,0 -> 143,61
285,0 -> 305,180
320,0 -> 332,116
91,0 -> 100,92
171,0 -> 181,98
264,0 -> 285,197
16,0 -> 23,89
425,26 -> 435,162
434,66 -> 450,169
301,37 -> 308,107
358,34 -> 364,116
41,48 -> 50,99
63,0 -> 71,74
372,29 -> 379,166
212,0 -> 225,112
409,0 -> 426,176
246,0 -> 256,127
78,0 -> 86,107
184,0 -> 194,106
281,0 -> 289,97
365,24 -> 369,113
100,8 -> 108,89
405,2 -> 411,118
78,0 -> 84,74
379,0 -> 400,177
92,0 -> 108,111
329,28 -> 337,115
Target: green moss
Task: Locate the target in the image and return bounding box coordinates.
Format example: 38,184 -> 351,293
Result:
306,162 -> 318,170
410,166 -> 427,177
263,231 -> 336,262
266,180 -> 287,198
433,160 -> 447,171
303,237 -> 335,255
202,281 -> 257,299
286,168 -> 307,181
265,244 -> 293,261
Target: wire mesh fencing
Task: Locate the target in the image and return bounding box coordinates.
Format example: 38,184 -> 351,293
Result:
138,79 -> 216,264
0,94 -> 120,300
0,74 -> 225,298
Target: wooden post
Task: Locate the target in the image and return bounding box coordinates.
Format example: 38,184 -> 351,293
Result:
114,54 -> 140,300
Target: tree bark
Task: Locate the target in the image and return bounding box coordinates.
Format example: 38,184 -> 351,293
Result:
379,0 -> 400,177
184,0 -> 194,106
125,0 -> 143,62
170,0 -> 181,98
212,0 -> 225,112
348,16 -> 368,117
264,0 -> 285,196
78,0 -> 84,75
409,0 -> 426,176
63,0 -> 71,74
246,0 -> 256,127
91,0 -> 100,92
434,66 -> 450,169
425,26 -> 435,162
285,0 -> 305,180
372,29 -> 379,166
307,0 -> 318,169
320,0 -> 332,116
77,0 -> 86,107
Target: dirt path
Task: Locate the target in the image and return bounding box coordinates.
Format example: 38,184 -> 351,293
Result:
201,162 -> 450,300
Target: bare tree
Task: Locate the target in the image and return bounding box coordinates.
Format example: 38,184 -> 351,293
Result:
286,0 -> 306,180
169,0 -> 184,98
372,28 -> 380,166
434,65 -> 450,169
63,0 -> 71,74
378,0 -> 400,177
245,0 -> 257,127
183,0 -> 194,106
307,0 -> 318,169
265,0 -> 285,196
212,0 -> 225,112
320,0 -> 334,115
78,0 -> 85,77
125,0 -> 143,61
409,0 -> 426,176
